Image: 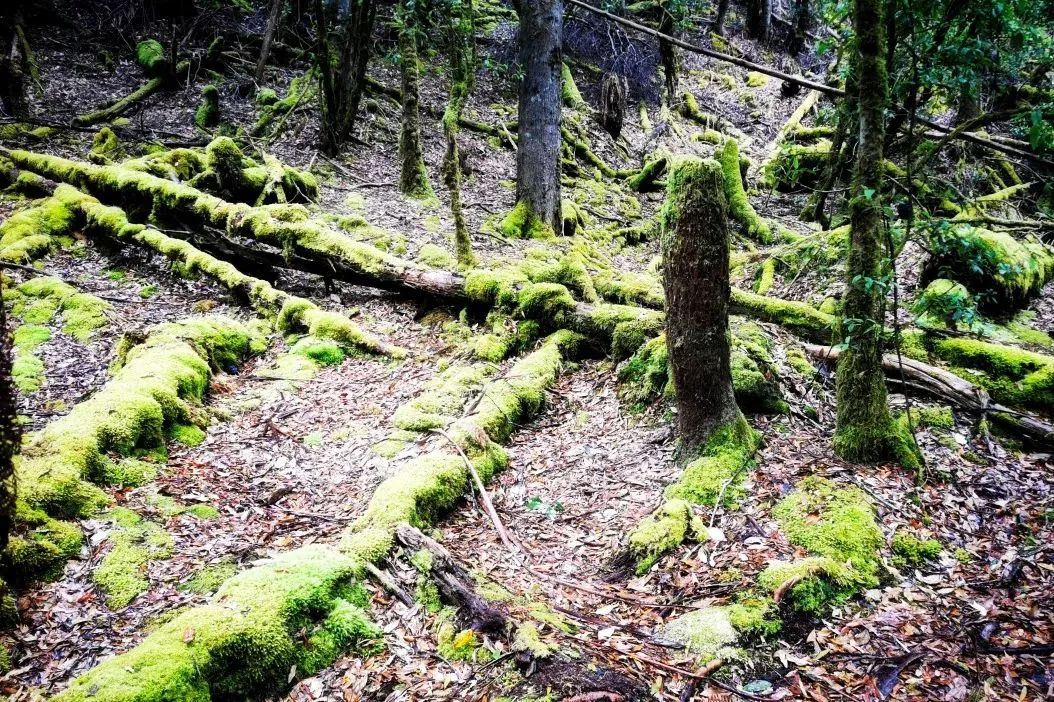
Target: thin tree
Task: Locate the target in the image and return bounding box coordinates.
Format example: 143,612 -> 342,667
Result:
661,157 -> 748,455
315,0 -> 377,155
441,0 -> 476,267
504,0 -> 563,238
0,284 -> 18,573
746,0 -> 771,41
255,0 -> 285,84
397,0 -> 434,199
713,0 -> 730,36
832,0 -> 896,461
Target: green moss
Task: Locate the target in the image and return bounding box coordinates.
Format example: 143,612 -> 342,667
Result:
167,423 -> 206,447
17,316 -> 257,533
258,352 -> 318,380
436,608 -> 492,662
661,607 -> 740,662
16,276 -> 111,341
180,560 -> 238,595
136,39 -> 168,76
393,363 -> 494,432
55,545 -> 382,701
755,258 -> 776,295
102,458 -> 158,487
665,416 -> 759,506
627,498 -> 704,574
89,127 -> 120,163
746,71 -> 770,87
719,139 -> 772,243
767,476 -> 883,613
731,288 -> 836,344
891,531 -> 941,568
417,243 -> 457,269
94,508 -> 174,609
912,279 -> 978,331
0,189 -> 85,263
290,336 -> 346,366
500,201 -> 555,240
916,405 -> 954,430
343,332 -> 578,565
12,324 -> 50,352
195,85 -> 221,130
561,63 -> 586,108
512,621 -> 556,658
757,557 -> 857,614
928,336 -> 1054,412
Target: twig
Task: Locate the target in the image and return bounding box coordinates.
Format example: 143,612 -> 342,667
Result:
364,562 -> 415,606
430,428 -> 521,555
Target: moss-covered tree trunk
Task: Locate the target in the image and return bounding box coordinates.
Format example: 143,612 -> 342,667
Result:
512,0 -> 563,237
442,0 -> 476,267
658,5 -> 679,102
316,0 -> 377,155
660,157 -> 744,456
0,5 -> 30,120
833,0 -> 894,461
397,2 -> 433,199
0,285 -> 17,558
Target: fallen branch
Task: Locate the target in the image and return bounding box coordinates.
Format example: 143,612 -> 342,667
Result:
803,344 -> 1054,446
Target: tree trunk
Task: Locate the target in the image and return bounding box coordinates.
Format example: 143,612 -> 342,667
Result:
713,0 -> 730,36
660,157 -> 743,455
317,0 -> 376,155
747,0 -> 771,41
833,0 -> 896,462
442,0 -> 476,267
397,2 -> 433,199
255,0 -> 285,83
513,0 -> 563,236
955,83 -> 982,126
0,6 -> 29,120
0,289 -> 16,558
599,72 -> 627,139
658,8 -> 678,101
787,0 -> 811,54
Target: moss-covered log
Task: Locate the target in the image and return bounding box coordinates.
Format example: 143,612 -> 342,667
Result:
53,546 -> 381,701
5,150 -> 836,349
8,316 -> 262,586
72,60 -> 188,127
54,331 -> 581,700
718,139 -> 773,244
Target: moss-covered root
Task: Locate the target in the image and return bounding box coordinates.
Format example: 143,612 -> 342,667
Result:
718,139 -> 772,244
665,414 -> 759,506
54,546 -> 382,702
627,499 -> 704,575
730,288 -> 836,344
0,185 -> 90,263
759,476 -> 883,614
340,330 -> 581,564
17,316 -> 260,538
499,200 -> 557,240
74,193 -> 403,358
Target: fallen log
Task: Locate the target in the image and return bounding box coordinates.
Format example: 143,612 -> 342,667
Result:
803,344 -> 1054,446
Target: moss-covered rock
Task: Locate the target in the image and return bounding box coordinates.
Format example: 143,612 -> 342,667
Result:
912,279 -> 979,331
135,39 -> 169,77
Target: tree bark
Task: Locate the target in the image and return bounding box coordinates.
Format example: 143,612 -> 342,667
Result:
658,6 -> 678,101
747,0 -> 771,41
397,2 -> 433,199
0,5 -> 29,120
255,0 -> 285,84
660,157 -> 743,455
787,0 -> 811,54
713,0 -> 730,36
0,287 -> 17,557
442,0 -> 476,266
514,0 -> 563,236
317,0 -> 376,154
833,0 -> 895,462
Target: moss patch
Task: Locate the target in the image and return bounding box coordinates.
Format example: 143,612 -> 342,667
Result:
94,508 -> 174,609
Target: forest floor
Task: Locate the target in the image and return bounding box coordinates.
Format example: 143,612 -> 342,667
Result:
2,1 -> 1053,701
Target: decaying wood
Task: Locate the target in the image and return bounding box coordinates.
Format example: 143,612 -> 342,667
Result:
804,344 -> 1054,446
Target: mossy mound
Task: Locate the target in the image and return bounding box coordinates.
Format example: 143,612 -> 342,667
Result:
627,498 -> 704,574
762,476 -> 883,614
665,415 -> 760,506
94,508 -> 174,609
912,278 -> 979,331
926,224 -> 1054,311
891,531 -> 942,568
392,363 -> 495,432
12,316 -> 261,583
55,546 -> 381,701
0,187 -> 88,263
135,39 -> 169,77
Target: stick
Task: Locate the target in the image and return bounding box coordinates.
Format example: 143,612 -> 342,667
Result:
363,562 -> 415,606
430,427 -> 521,555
